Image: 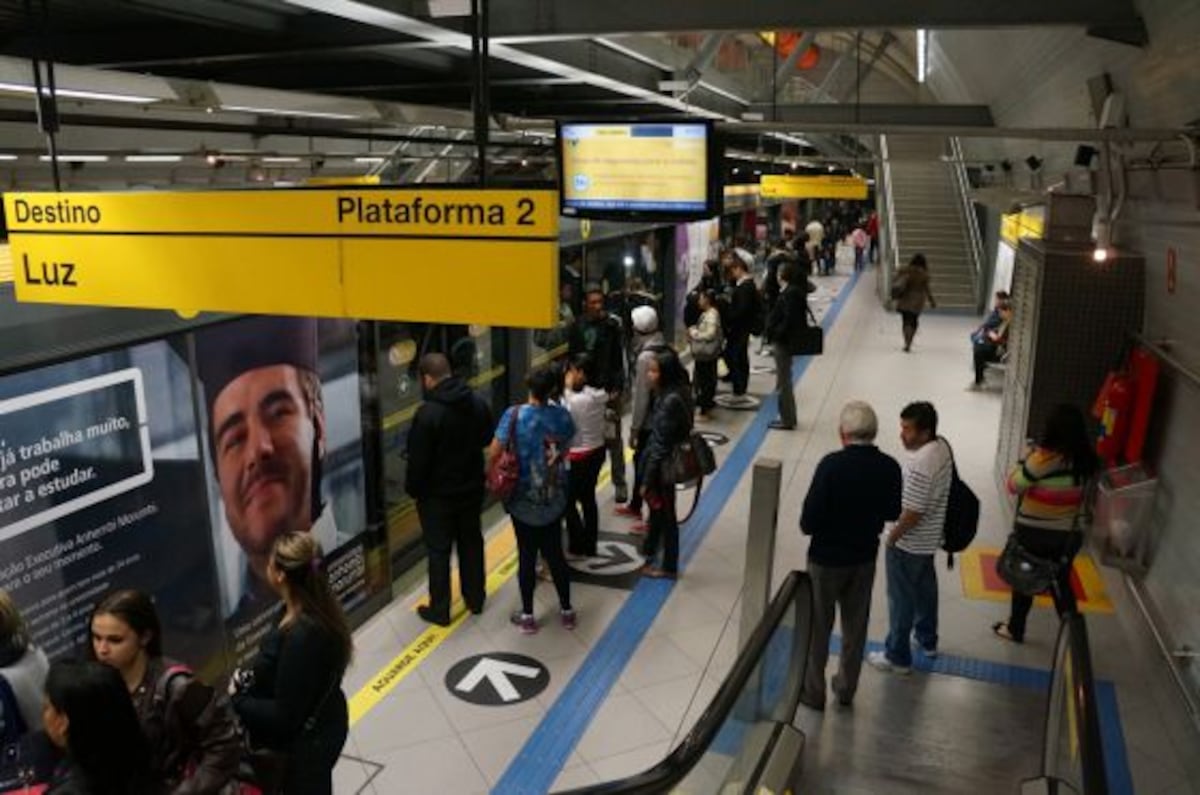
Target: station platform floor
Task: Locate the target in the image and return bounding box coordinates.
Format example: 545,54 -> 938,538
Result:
331,253 -> 1200,795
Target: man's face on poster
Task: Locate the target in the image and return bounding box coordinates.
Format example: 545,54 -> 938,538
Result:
211,364 -> 325,558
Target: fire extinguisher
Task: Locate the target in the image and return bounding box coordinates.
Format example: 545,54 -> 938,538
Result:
1093,370 -> 1134,467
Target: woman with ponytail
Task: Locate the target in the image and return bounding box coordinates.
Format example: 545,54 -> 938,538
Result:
230,533 -> 352,795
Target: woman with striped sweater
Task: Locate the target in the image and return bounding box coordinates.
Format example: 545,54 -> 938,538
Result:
993,404 -> 1099,643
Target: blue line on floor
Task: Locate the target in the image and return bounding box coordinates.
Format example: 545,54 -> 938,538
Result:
1095,681 -> 1134,795
492,275 -> 862,795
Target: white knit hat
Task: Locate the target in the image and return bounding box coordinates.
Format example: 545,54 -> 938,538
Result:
631,305 -> 658,334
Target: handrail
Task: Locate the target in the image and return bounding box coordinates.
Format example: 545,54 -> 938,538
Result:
555,571 -> 811,795
1040,612 -> 1109,795
950,136 -> 986,311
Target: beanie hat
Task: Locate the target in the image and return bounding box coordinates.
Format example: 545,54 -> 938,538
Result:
631,305 -> 658,334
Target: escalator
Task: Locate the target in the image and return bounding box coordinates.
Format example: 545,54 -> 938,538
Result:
555,571 -> 1110,795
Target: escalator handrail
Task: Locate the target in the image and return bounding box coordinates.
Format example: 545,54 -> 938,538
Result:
1064,613 -> 1108,795
556,570 -> 811,795
1042,612 -> 1109,795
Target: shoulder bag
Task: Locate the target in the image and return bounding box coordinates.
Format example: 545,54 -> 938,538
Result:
789,307 -> 823,356
995,469 -> 1081,597
689,326 -> 723,362
485,407 -> 521,501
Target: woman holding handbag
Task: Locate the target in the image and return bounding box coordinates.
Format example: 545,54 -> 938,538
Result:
687,290 -> 722,419
230,533 -> 352,795
993,404 -> 1099,643
490,367 -> 577,635
640,348 -> 694,580
87,590 -> 240,795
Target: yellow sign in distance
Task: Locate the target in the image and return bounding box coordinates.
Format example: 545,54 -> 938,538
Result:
303,175 -> 382,186
1000,208 -> 1045,246
3,188 -> 559,327
760,174 -> 869,200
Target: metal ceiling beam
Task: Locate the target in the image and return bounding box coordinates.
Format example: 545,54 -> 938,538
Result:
771,32 -> 816,97
462,0 -> 1147,41
731,121 -> 1192,142
277,0 -> 743,119
743,103 -> 995,126
91,40 -> 442,70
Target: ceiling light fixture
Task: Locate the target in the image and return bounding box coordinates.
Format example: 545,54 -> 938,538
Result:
261,156 -> 302,163
0,154 -> 17,161
39,154 -> 108,162
354,156 -> 386,164
0,81 -> 160,104
917,30 -> 928,84
125,154 -> 183,163
221,105 -> 361,120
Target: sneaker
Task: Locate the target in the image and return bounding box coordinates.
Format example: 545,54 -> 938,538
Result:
614,505 -> 641,519
614,485 -> 629,504
912,639 -> 938,659
866,650 -> 911,675
560,609 -> 577,630
510,611 -> 539,635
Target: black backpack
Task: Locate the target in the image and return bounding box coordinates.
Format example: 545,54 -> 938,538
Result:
940,437 -> 980,568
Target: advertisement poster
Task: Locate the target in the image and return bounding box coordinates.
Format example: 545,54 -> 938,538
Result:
193,316 -> 369,663
0,339 -> 225,665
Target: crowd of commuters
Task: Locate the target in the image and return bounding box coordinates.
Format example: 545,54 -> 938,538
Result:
0,531 -> 353,795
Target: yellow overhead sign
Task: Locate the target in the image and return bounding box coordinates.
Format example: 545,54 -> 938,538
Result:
303,175 -> 382,186
760,174 -> 869,200
3,188 -> 559,327
1000,208 -> 1045,246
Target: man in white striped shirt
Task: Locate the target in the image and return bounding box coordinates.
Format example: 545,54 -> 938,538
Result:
868,401 -> 953,673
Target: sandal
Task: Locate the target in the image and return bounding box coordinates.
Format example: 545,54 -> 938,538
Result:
992,621 -> 1022,644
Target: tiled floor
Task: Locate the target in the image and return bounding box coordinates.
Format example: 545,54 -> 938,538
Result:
334,253 -> 1200,794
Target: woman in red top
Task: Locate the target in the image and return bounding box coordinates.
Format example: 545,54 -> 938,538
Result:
993,404 -> 1099,643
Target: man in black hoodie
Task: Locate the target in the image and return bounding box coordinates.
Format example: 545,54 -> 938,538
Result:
405,353 -> 495,626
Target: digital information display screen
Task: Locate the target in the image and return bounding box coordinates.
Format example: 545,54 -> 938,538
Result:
559,123 -> 711,215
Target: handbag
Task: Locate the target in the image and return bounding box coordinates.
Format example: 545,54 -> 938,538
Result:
689,330 -> 723,362
485,406 -> 521,501
995,534 -> 1060,596
235,671 -> 341,795
672,432 -> 716,486
789,307 -> 823,356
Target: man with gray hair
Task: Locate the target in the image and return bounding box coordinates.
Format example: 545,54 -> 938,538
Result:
799,400 -> 902,709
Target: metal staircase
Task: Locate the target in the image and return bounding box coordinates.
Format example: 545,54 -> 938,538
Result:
882,134 -> 982,312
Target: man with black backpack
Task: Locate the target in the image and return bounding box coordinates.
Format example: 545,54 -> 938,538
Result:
868,401 -> 953,674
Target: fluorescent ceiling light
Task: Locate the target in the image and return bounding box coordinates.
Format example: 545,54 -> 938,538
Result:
125,154 -> 182,163
40,154 -> 108,162
0,154 -> 17,161
222,104 -> 361,120
261,156 -> 302,163
0,81 -> 160,104
917,30 -> 928,84
354,156 -> 386,164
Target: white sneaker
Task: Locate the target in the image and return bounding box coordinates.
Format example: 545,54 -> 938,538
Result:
866,650 -> 911,675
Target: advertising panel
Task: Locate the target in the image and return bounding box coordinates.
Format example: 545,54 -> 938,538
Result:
192,316 -> 369,664
0,339 -> 225,665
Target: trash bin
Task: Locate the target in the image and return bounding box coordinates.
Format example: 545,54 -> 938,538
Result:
1094,463 -> 1157,570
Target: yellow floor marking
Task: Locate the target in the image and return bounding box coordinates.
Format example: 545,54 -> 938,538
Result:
349,448 -> 633,726
959,546 -> 1114,614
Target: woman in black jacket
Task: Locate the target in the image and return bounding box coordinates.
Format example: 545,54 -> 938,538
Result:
639,348 -> 694,579
88,590 -> 240,795
41,660 -> 158,795
231,532 -> 353,795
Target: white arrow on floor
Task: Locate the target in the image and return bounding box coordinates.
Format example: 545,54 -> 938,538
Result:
454,657 -> 542,703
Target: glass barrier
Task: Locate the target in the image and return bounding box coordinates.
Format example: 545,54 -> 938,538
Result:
555,571 -> 812,795
1034,613 -> 1108,795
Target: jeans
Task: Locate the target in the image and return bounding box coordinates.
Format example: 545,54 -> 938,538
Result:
771,342 -> 796,428
726,332 -> 750,396
805,560 -> 875,707
884,545 -> 938,666
854,246 -> 865,271
604,399 -> 627,493
643,487 -> 679,573
513,517 -> 572,615
565,448 -> 605,556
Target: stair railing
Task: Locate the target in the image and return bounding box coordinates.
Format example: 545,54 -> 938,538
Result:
949,136 -> 986,312
878,134 -> 901,298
